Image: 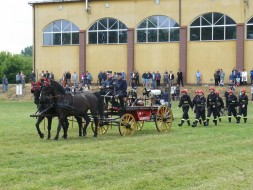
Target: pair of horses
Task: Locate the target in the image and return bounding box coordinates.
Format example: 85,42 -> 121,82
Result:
31,80 -> 103,140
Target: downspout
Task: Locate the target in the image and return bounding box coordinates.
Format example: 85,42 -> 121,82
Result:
179,0 -> 181,26
30,3 -> 36,79
85,0 -> 88,12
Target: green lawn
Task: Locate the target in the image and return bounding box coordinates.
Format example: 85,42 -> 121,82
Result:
0,101 -> 253,190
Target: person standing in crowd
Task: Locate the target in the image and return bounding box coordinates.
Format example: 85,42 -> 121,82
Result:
45,71 -> 50,79
121,71 -> 125,80
219,69 -> 225,86
214,70 -> 219,86
237,88 -> 248,123
135,71 -> 139,86
250,68 -> 253,84
146,71 -> 152,89
175,84 -> 180,101
227,89 -> 239,123
86,71 -> 93,85
21,71 -> 26,87
235,69 -> 241,86
177,69 -> 183,87
40,71 -> 46,78
66,71 -> 71,84
16,72 -> 21,84
72,71 -> 78,87
152,72 -> 156,89
168,71 -> 174,87
49,72 -> 54,80
98,71 -> 103,86
241,69 -> 247,85
155,71 -> 161,87
192,90 -> 207,127
196,70 -> 202,86
29,70 -> 36,82
142,71 -> 147,88
206,86 -> 218,126
178,89 -> 193,126
2,75 -> 8,92
170,84 -> 176,101
162,71 -> 168,87
215,91 -> 224,122
231,68 -> 237,84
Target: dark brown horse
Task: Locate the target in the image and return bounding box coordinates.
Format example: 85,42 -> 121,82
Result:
31,81 -> 84,139
40,80 -> 103,140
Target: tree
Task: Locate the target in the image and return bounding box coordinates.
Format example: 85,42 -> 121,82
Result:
0,51 -> 32,83
21,46 -> 32,57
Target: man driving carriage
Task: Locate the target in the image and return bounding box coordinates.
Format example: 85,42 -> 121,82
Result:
114,74 -> 128,109
100,73 -> 127,110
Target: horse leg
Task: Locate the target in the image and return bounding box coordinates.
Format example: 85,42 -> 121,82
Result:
54,117 -> 62,140
93,116 -> 98,138
75,116 -> 83,137
47,116 -> 52,140
83,115 -> 90,137
35,116 -> 44,139
62,118 -> 69,139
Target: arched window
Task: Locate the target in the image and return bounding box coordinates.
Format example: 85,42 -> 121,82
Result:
136,15 -> 179,43
88,18 -> 128,44
189,13 -> 236,41
43,20 -> 79,46
247,17 -> 253,39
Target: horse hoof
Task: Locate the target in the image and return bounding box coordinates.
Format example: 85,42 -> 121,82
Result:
79,134 -> 82,137
54,137 -> 59,140
83,132 -> 87,137
40,133 -> 44,139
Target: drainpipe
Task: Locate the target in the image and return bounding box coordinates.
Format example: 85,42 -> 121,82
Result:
85,0 -> 88,12
179,0 -> 181,26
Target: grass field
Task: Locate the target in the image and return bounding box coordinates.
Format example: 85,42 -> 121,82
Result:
0,100 -> 253,190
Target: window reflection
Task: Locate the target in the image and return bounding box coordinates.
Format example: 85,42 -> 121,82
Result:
88,18 -> 128,44
137,15 -> 179,43
190,13 -> 236,41
43,20 -> 79,45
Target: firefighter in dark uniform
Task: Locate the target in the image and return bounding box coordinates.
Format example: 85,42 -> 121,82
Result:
237,88 -> 248,123
215,91 -> 224,122
178,89 -> 193,126
192,89 -> 202,124
227,89 -> 239,123
206,86 -> 218,126
192,90 -> 207,127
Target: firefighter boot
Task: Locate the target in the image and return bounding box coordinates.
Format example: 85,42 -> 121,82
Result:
187,120 -> 191,126
178,120 -> 184,127
206,119 -> 209,126
199,119 -> 202,125
228,117 -> 231,123
244,118 -> 247,123
236,117 -> 240,123
192,121 -> 197,128
219,117 -> 221,122
204,121 -> 208,127
213,119 -> 217,126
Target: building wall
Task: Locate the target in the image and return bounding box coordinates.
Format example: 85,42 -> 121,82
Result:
188,41 -> 236,84
32,0 -> 253,83
135,43 -> 179,77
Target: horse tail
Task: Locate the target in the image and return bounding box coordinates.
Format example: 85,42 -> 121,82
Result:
93,92 -> 103,118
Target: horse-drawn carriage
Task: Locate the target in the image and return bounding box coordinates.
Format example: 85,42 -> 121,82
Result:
92,87 -> 173,136
30,80 -> 173,139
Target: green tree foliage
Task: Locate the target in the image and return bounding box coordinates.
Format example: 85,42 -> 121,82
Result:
0,51 -> 32,84
21,46 -> 32,57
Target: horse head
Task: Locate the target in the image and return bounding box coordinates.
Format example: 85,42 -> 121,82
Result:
39,80 -> 65,102
31,82 -> 42,105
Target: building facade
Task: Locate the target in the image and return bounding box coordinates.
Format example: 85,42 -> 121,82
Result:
29,0 -> 253,84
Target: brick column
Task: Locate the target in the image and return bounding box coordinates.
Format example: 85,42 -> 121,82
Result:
236,23 -> 244,70
79,30 -> 86,80
127,28 -> 135,82
179,26 -> 187,85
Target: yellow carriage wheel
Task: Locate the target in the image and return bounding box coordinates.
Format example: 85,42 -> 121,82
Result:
155,105 -> 173,132
119,114 -> 136,136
